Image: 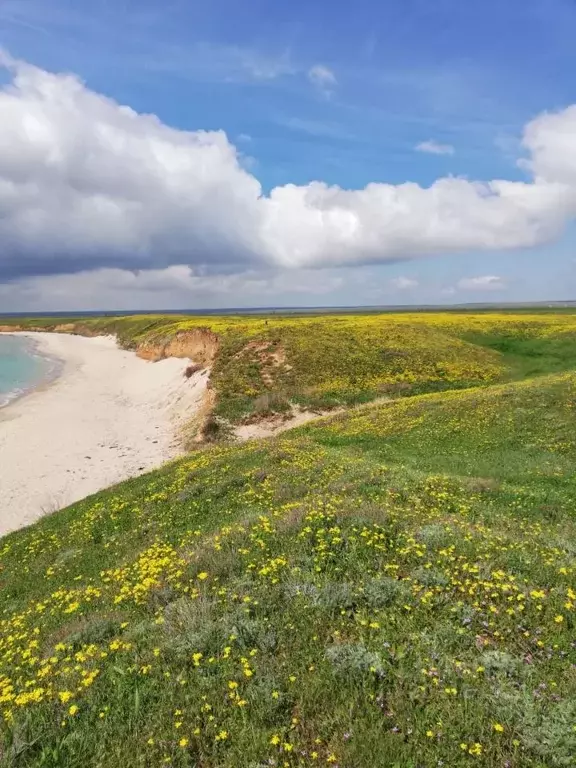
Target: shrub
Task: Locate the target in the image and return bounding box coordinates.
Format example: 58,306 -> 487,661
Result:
184,363 -> 203,378
325,642 -> 385,679
361,576 -> 410,608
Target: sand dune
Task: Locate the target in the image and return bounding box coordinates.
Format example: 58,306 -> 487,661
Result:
0,333 -> 208,536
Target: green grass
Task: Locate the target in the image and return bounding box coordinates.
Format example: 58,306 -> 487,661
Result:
459,331 -> 576,380
1,347 -> 575,766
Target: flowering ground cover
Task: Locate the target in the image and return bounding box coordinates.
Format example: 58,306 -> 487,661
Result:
1,320 -> 575,766
8,310 -> 576,425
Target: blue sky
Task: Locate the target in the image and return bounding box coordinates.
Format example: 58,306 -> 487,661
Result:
1,0 -> 576,309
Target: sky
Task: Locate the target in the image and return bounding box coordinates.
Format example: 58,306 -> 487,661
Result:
1,0 -> 576,310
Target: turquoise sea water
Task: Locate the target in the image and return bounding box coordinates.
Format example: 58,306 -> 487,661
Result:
0,336 -> 59,407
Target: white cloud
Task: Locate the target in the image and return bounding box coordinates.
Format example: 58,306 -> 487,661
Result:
390,276 -> 418,289
307,64 -> 337,95
0,265 -> 345,311
457,275 -> 507,291
1,54 -> 576,288
521,104 -> 576,186
0,52 -> 266,280
415,140 -> 455,155
259,177 -> 568,268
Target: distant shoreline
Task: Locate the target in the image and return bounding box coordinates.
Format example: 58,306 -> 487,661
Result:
1,299 -> 576,320
0,332 -> 208,537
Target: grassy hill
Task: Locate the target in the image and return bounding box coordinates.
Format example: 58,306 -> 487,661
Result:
5,311 -> 576,428
1,317 -> 575,766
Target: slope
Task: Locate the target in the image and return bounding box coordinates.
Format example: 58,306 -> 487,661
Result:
0,372 -> 575,767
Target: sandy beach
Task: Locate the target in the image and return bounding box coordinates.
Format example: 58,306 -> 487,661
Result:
0,333 -> 208,537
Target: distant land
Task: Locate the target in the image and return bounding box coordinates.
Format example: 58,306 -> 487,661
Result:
2,299 -> 576,318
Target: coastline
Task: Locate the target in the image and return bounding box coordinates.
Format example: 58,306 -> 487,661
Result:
0,334 -> 63,408
0,332 -> 208,537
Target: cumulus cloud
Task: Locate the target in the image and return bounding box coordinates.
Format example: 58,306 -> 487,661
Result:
0,53 -> 268,280
521,104 -> 576,186
1,53 -> 576,286
457,275 -> 507,291
415,140 -> 455,155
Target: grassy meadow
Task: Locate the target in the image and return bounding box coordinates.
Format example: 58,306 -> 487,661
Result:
0,311 -> 576,766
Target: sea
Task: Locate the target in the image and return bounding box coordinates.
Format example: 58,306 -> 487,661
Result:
0,335 -> 60,408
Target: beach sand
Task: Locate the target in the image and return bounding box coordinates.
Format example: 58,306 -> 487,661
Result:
0,333 -> 208,537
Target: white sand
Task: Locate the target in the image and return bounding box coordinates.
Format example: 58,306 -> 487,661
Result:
234,406 -> 338,441
0,333 -> 208,537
